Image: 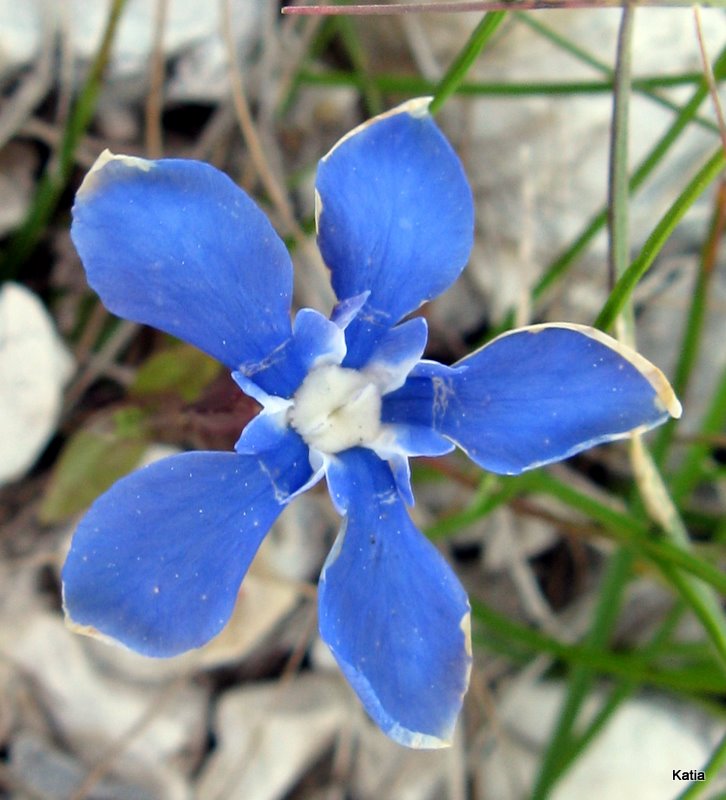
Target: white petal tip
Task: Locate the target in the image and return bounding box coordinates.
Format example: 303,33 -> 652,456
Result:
460,609 -> 473,659
63,614 -> 119,648
505,323 -> 682,421
658,389 -> 682,420
387,721 -> 453,750
321,97 -> 434,162
77,149 -> 152,199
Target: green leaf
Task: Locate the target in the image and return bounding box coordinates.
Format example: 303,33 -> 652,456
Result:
39,429 -> 147,524
130,344 -> 221,403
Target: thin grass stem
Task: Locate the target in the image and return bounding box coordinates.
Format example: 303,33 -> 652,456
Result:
652,177 -> 726,464
517,13 -> 720,132
0,0 -> 129,280
429,12 -> 507,114
675,731 -> 726,799
471,599 -> 726,693
296,67 -> 711,96
489,45 -> 726,339
594,146 -> 726,332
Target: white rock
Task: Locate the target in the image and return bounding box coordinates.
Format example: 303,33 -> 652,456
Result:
197,673 -> 349,800
352,721 -> 466,800
0,0 -> 49,73
11,613 -> 204,800
477,680 -> 723,799
484,507 -> 557,571
0,283 -> 74,485
429,9 -> 726,320
261,491 -> 336,583
0,0 -> 261,86
9,732 -> 157,800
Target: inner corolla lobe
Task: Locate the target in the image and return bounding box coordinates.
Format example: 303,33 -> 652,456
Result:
289,364 -> 382,454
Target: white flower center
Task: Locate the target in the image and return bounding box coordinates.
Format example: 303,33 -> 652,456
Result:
289,364 -> 382,454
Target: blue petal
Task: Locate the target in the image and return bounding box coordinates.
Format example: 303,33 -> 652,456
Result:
383,325 -> 681,474
330,291 -> 370,329
370,412 -> 455,507
231,370 -> 281,409
320,449 -> 471,748
292,307 -> 347,372
62,435 -> 312,657
234,410 -> 290,454
316,99 -> 474,365
362,317 -> 428,394
72,151 -> 300,396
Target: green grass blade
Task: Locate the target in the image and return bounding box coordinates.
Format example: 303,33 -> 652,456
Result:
517,12 -> 720,132
661,561 -> 726,670
518,470 -> 726,595
671,362 -> 726,504
606,4 -> 635,335
490,44 -> 726,338
675,731 -> 726,799
542,602 -> 686,788
521,23 -> 637,790
425,466 -> 726,594
429,12 -> 507,114
471,599 -> 726,694
0,0 -> 129,280
297,68 -> 709,96
652,182 -> 725,465
524,461 -> 726,675
594,146 -> 726,332
425,473 -> 524,539
532,548 -> 634,797
333,15 -> 384,116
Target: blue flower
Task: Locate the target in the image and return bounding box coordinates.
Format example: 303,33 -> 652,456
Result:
62,98 -> 681,749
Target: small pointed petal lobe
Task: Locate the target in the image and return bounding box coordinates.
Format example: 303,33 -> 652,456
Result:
292,307 -> 347,372
234,410 -> 290,454
330,291 -> 370,329
362,317 -> 428,394
315,98 -> 474,365
235,418 -> 325,503
370,419 -> 455,507
382,324 -> 681,475
72,152 -> 299,395
62,434 -> 311,657
320,449 -> 471,748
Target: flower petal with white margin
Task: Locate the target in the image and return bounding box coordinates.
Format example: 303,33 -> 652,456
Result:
72,151 -> 300,396
320,448 -> 471,748
382,324 -> 681,475
315,98 -> 474,366
0,283 -> 74,485
62,431 -> 312,657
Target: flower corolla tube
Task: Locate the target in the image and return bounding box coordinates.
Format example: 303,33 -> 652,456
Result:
62,98 -> 681,749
